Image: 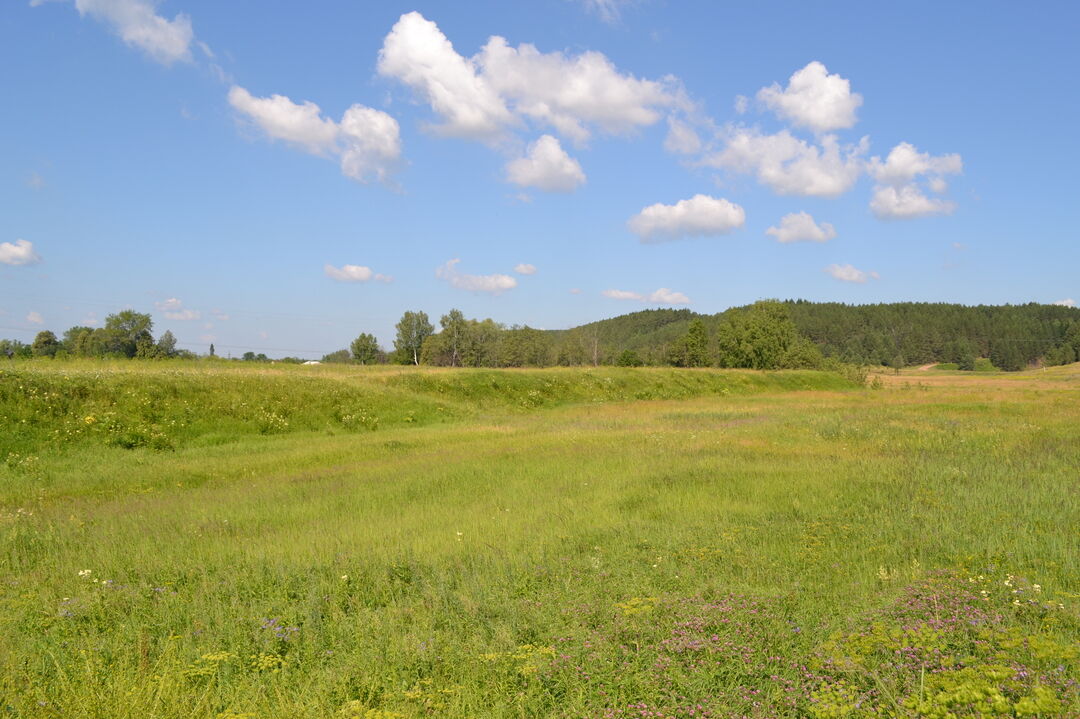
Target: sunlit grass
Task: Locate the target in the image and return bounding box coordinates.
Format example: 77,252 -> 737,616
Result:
1,361 -> 1077,717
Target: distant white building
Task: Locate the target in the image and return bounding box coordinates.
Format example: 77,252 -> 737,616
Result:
303,360 -> 321,365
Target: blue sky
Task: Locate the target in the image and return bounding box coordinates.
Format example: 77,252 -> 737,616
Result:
2,0 -> 1078,357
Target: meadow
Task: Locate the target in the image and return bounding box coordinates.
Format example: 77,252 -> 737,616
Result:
1,361 -> 1077,718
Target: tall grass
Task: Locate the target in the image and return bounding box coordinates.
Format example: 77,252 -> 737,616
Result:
0,361 -> 1077,717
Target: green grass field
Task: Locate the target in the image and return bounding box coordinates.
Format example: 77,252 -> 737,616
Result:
1,361 -> 1077,718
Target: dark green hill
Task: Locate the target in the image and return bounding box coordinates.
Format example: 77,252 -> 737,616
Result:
555,301 -> 1080,370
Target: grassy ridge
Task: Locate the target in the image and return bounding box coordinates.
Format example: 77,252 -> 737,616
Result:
0,360 -> 852,456
1,363 -> 1077,718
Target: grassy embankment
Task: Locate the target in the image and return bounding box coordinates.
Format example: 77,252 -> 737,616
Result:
1,361 -> 1077,718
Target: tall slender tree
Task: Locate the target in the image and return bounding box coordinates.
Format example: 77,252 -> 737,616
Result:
393,311 -> 433,365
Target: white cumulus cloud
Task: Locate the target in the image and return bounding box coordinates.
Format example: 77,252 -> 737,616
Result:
1052,298 -> 1076,307
757,61 -> 862,133
39,0 -> 199,66
27,311 -> 45,325
627,194 -> 745,242
506,135 -> 586,192
868,142 -> 962,186
869,185 -> 955,220
514,263 -> 537,275
476,35 -> 676,144
766,212 -> 836,243
324,264 -> 392,283
378,12 -> 678,144
377,12 -> 513,140
825,263 -> 879,284
0,239 -> 42,266
229,86 -> 401,185
602,288 -> 691,305
868,142 -> 963,220
436,259 -> 517,295
704,128 -> 867,197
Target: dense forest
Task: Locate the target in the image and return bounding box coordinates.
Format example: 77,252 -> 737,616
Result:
4,301 -> 1079,372
556,301 -> 1080,371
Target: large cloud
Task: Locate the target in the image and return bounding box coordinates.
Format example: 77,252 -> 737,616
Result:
506,135 -> 586,192
704,128 -> 868,197
229,86 -> 401,185
476,36 -> 675,144
602,287 -> 691,305
825,263 -> 879,284
378,12 -> 678,144
436,259 -> 517,295
0,239 -> 41,266
868,142 -> 963,219
377,12 -> 513,140
35,0 -> 198,66
765,212 -> 836,243
627,194 -> 745,242
757,61 -> 862,133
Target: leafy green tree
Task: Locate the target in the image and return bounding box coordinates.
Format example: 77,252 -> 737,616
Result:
393,311 -> 433,365
499,326 -> 550,366
555,329 -> 589,366
209,343 -> 216,357
440,309 -> 468,367
616,349 -> 644,367
462,318 -> 502,367
155,330 -> 178,358
135,335 -> 158,359
350,333 -> 381,365
31,330 -> 61,358
715,300 -> 819,369
104,310 -> 153,358
62,326 -> 95,356
321,349 -> 352,363
684,318 -> 710,367
0,339 -> 31,359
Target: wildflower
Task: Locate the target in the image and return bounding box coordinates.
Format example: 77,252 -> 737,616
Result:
78,569 -> 92,577
1033,583 -> 1042,593
340,575 -> 349,581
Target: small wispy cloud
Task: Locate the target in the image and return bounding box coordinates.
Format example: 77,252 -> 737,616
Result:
436,259 -> 517,295
155,297 -> 201,320
825,263 -> 879,284
602,287 -> 691,305
324,264 -> 392,283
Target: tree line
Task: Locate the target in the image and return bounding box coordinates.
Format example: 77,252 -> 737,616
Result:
318,301 -> 834,370
2,311 -> 191,360
6,301 -> 1078,372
